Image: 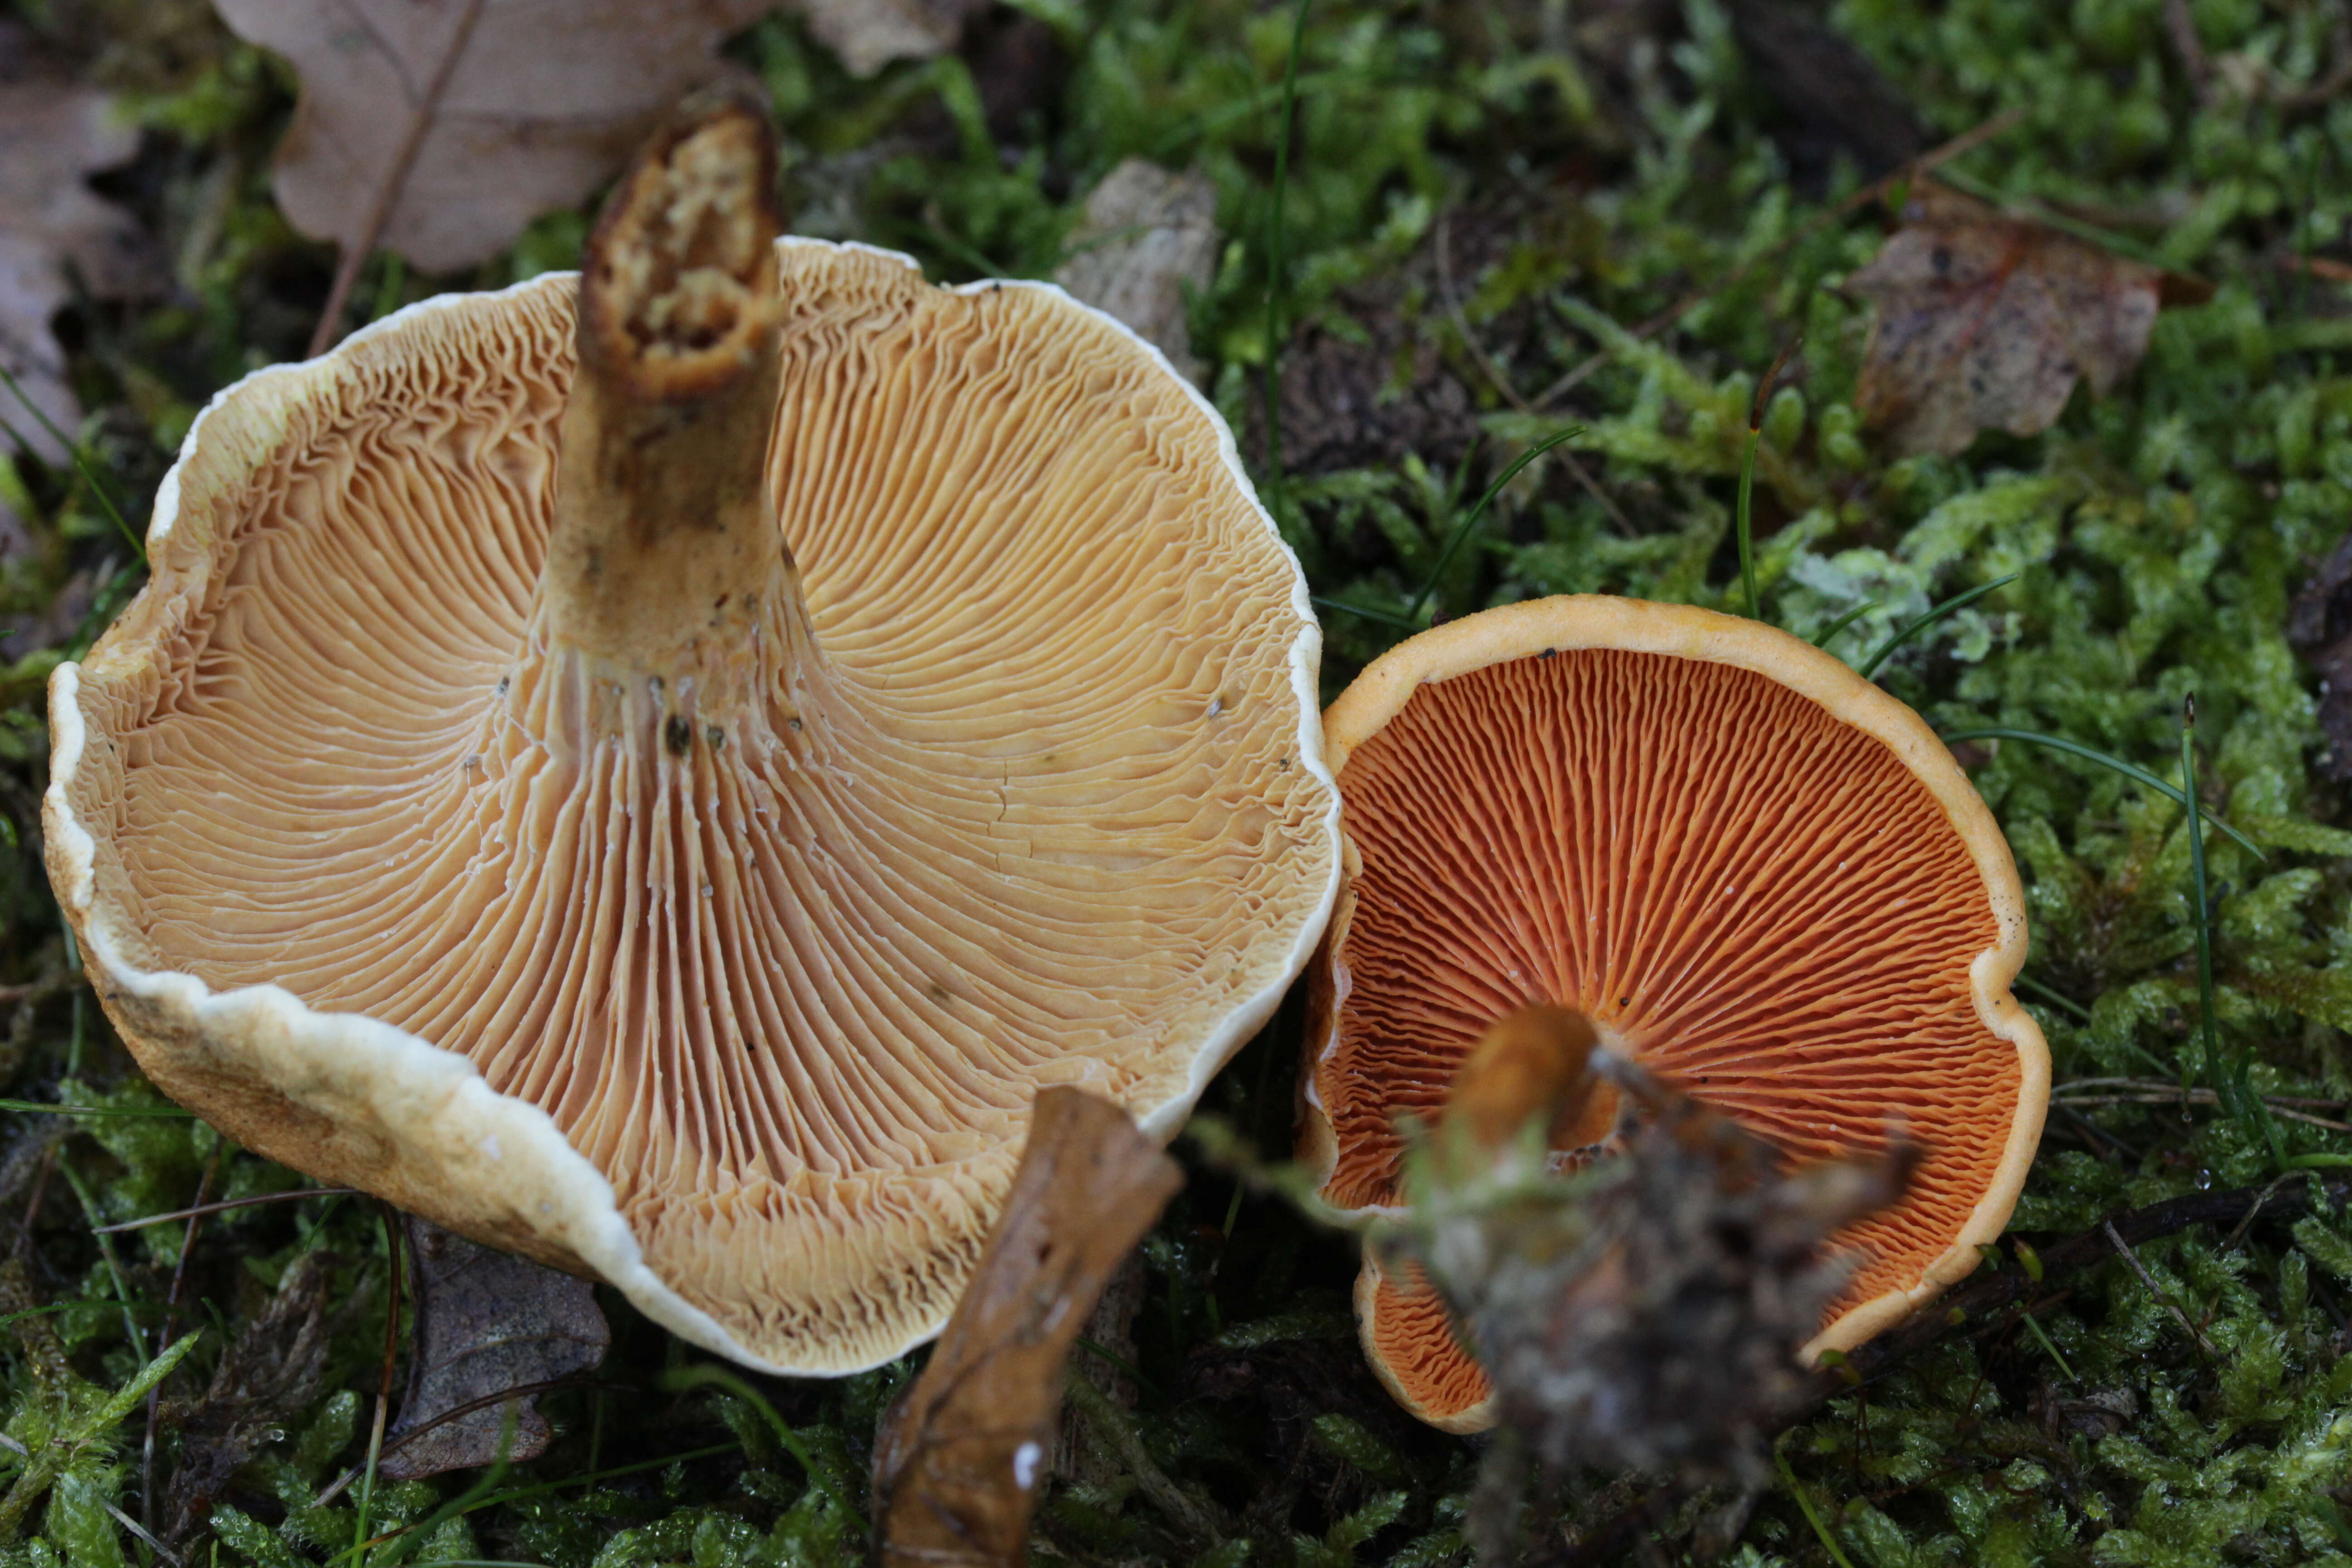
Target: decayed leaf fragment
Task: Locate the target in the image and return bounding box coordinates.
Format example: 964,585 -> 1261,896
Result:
793,0 -> 992,76
378,1218 -> 609,1480
1054,159 -> 1220,385
159,1252 -> 338,1544
0,80 -> 149,463
211,0 -> 775,274
872,1087 -> 1183,1568
1389,1005 -> 1917,1558
1844,182 -> 2173,457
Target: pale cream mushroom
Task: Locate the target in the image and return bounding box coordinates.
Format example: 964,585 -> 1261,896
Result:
46,101 -> 1340,1375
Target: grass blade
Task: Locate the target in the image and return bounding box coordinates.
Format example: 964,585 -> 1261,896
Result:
1733,339 -> 1796,624
1312,596 -> 1418,630
2183,703 -> 2287,1166
1812,600 -> 1876,651
1735,428 -> 1760,620
1937,726 -> 2264,860
1774,1436 -> 1857,1568
0,361 -> 147,565
1404,426 -> 1583,620
1857,573 -> 2019,679
2015,973 -> 2092,1023
662,1363 -> 863,1527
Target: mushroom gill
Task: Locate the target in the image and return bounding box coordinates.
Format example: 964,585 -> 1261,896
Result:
55,109 -> 1338,1374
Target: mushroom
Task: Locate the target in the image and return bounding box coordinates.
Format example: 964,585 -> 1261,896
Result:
46,100 -> 1340,1376
1300,594 -> 2048,1430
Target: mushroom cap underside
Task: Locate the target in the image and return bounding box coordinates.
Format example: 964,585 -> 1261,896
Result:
1303,595 -> 2048,1429
48,239 -> 1342,1376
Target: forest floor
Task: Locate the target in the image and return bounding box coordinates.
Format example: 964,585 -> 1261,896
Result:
2,1 -> 2352,1565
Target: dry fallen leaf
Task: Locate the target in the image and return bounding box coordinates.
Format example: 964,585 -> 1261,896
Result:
211,0 -> 776,274
1844,182 -> 2187,457
159,1252 -> 338,1545
793,0 -> 991,76
872,1087 -> 1183,1568
1054,159 -> 1219,385
0,80 -> 149,465
377,1217 -> 609,1480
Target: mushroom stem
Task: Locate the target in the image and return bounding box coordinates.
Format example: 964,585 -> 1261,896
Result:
1440,1004 -> 1620,1175
539,94 -> 795,698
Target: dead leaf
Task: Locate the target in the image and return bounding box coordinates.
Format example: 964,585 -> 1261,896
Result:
872,1087 -> 1183,1568
791,0 -> 991,77
212,0 -> 776,274
0,79 -> 149,465
160,1251 -> 338,1545
376,1217 -> 608,1480
1844,182 -> 2177,457
1054,159 -> 1219,385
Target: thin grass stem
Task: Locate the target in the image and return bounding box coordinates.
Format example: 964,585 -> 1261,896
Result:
2018,1310 -> 2076,1380
0,1099 -> 195,1118
59,1159 -> 147,1357
662,1363 -> 862,1525
2181,706 -> 2288,1166
1812,601 -> 1876,650
1936,727 -> 2264,860
1735,428 -> 1760,620
1857,573 -> 2019,679
2180,711 -> 2218,1100
1404,426 -> 1583,620
2015,973 -> 2092,1023
0,361 -> 146,564
94,1187 -> 357,1234
1259,0 -> 1311,501
1311,596 -> 1418,630
352,1208 -> 404,1568
1774,1436 -> 1857,1568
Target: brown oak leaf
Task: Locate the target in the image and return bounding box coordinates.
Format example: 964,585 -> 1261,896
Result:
212,0 -> 776,274
1844,182 -> 2185,457
376,1217 -> 609,1480
0,80 -> 149,466
872,1087 -> 1183,1568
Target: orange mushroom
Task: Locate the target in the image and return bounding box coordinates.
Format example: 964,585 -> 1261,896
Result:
1300,594 -> 2048,1431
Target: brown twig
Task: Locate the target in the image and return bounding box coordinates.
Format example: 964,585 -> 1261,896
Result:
0,973 -> 79,1007
1437,206 -> 1530,416
2051,1078 -> 2352,1132
312,1376 -> 620,1507
2163,0 -> 2214,107
2279,252 -> 2352,283
1531,106 -> 2026,411
2103,1219 -> 2218,1356
13,1143 -> 54,1259
91,1186 -> 356,1235
305,0 -> 488,358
